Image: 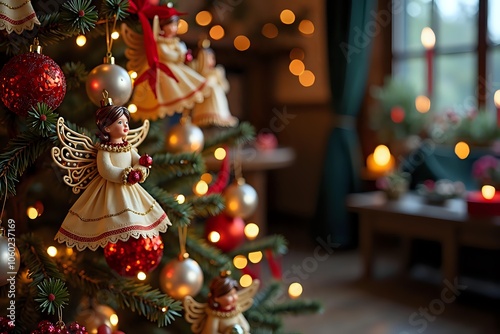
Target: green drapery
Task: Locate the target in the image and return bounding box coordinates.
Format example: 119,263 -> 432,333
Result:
314,0 -> 377,246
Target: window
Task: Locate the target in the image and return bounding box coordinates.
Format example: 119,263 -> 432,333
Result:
391,0 -> 500,115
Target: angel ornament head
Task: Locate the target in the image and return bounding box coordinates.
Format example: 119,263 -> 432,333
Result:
51,92 -> 171,251
184,271 -> 259,334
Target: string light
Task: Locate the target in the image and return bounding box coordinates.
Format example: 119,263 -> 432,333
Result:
298,19 -> 315,35
244,223 -> 259,240
248,251 -> 263,263
210,25 -> 225,40
288,282 -> 303,298
415,95 -> 431,113
137,271 -> 147,281
208,231 -> 221,243
47,246 -> 58,257
289,59 -> 305,76
76,35 -> 86,47
201,173 -> 213,184
299,70 -> 315,87
27,206 -> 38,219
233,255 -> 248,269
176,194 -> 186,204
109,314 -> 119,327
128,104 -> 138,114
196,11 -> 212,26
178,19 -> 188,35
234,35 -> 251,51
280,9 -> 296,25
239,274 -> 253,287
481,185 -> 496,200
194,180 -> 208,195
214,147 -> 226,160
111,31 -> 120,40
454,141 -> 470,159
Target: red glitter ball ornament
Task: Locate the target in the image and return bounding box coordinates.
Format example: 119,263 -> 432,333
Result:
0,51 -> 66,117
104,235 -> 164,277
204,213 -> 245,252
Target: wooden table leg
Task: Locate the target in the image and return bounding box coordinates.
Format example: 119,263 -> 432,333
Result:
442,228 -> 458,286
359,215 -> 374,279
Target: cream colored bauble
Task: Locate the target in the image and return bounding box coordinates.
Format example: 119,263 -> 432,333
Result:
223,178 -> 258,219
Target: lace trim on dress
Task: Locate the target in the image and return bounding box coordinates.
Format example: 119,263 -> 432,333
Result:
96,141 -> 132,153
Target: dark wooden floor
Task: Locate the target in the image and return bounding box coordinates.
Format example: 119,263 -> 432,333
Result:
267,216 -> 500,334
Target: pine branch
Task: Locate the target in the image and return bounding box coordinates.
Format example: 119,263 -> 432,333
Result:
149,152 -> 205,184
252,282 -> 282,308
144,185 -> 194,227
187,194 -> 225,218
202,122 -> 255,152
227,235 -> 288,258
14,285 -> 40,334
184,234 -> 232,277
246,309 -> 282,332
264,299 -> 323,315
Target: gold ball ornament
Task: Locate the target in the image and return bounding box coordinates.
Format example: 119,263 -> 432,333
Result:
159,256 -> 204,300
86,57 -> 132,106
165,117 -> 204,153
0,231 -> 20,286
75,304 -> 118,333
223,179 -> 258,219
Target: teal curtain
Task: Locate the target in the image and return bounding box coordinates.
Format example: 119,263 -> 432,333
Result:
314,0 -> 377,246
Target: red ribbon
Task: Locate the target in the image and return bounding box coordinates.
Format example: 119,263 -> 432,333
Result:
266,249 -> 283,280
207,147 -> 231,194
128,0 -> 183,96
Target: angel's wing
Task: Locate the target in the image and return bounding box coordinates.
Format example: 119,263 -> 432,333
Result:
121,23 -> 148,74
238,279 -> 260,313
183,296 -> 208,334
51,117 -> 98,194
127,120 -> 149,148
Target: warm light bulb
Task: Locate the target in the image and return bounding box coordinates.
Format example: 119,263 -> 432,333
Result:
288,282 -> 303,299
128,104 -> 137,113
421,27 -> 436,49
233,255 -> 248,269
201,173 -> 213,184
495,90 -> 500,107
27,206 -> 38,219
66,248 -> 74,256
234,35 -> 250,51
194,180 -> 208,195
289,59 -> 305,76
196,11 -> 212,26
239,274 -> 253,287
47,246 -> 58,257
208,231 -> 220,243
76,35 -> 87,47
176,194 -> 186,204
299,70 -> 315,87
248,251 -> 263,264
129,71 -> 138,80
111,31 -> 120,40
415,95 -> 431,113
178,19 -> 188,35
280,9 -> 296,25
244,223 -> 259,240
214,147 -> 226,160
482,185 -> 496,200
373,145 -> 391,166
298,19 -> 315,35
210,25 -> 225,40
454,141 -> 470,159
110,314 -> 119,326
137,271 -> 147,281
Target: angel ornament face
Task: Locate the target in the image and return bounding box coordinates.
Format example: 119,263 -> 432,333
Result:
184,273 -> 259,334
51,98 -> 171,251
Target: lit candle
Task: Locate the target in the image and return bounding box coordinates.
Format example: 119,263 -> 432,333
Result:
494,90 -> 500,127
366,145 -> 395,175
421,27 -> 436,98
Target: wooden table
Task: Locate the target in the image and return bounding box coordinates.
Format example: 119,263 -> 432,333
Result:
346,191 -> 500,284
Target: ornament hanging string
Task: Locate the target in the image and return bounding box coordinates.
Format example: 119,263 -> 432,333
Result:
105,15 -> 119,56
233,144 -> 243,181
178,226 -> 187,256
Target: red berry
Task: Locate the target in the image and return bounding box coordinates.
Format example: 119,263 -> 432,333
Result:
40,114 -> 47,121
48,293 -> 56,301
78,10 -> 85,17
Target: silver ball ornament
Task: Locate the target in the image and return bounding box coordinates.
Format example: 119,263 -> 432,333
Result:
165,117 -> 204,153
75,304 -> 118,332
224,179 -> 258,219
0,234 -> 20,286
86,62 -> 133,106
159,257 -> 204,300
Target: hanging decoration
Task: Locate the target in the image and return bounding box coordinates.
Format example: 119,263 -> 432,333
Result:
0,0 -> 40,34
29,319 -> 88,334
104,235 -> 164,277
165,115 -> 205,153
159,226 -> 203,300
75,300 -> 120,333
0,38 -> 66,117
223,178 -> 258,220
205,213 -> 246,252
86,15 -> 132,106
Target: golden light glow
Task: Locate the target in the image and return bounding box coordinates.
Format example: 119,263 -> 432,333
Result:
454,141 -> 470,159
289,59 -> 305,76
47,246 -> 58,257
262,23 -> 278,39
210,25 -> 225,40
373,145 -> 391,166
137,271 -> 147,281
495,90 -> 500,107
111,31 -> 120,40
128,104 -> 138,113
66,247 -> 74,256
214,147 -> 227,160
76,35 -> 87,47
196,11 -> 212,26
280,9 -> 296,25
244,223 -> 259,240
109,314 -> 119,326
27,206 -> 38,219
194,180 -> 208,195
415,95 -> 431,113
201,173 -> 213,184
208,231 -> 221,243
178,19 -> 188,35
248,251 -> 263,264
239,274 -> 253,287
288,282 -> 303,299
129,71 -> 138,80
421,27 -> 436,49
176,194 -> 186,204
299,70 -> 315,87
298,19 -> 315,35
234,35 -> 250,51
290,48 -> 305,60
481,185 -> 496,200
233,255 -> 248,269
162,307 -> 168,312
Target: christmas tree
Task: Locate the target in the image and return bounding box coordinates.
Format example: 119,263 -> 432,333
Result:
0,1 -> 321,333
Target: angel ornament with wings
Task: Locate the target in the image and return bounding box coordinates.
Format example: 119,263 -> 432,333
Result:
51,95 -> 171,251
184,272 -> 259,334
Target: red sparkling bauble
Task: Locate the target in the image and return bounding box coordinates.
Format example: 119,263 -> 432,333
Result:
0,52 -> 66,117
205,214 -> 245,252
139,154 -> 153,167
104,236 -> 164,277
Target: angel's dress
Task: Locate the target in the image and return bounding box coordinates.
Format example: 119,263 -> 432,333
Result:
191,65 -> 238,128
54,143 -> 171,251
130,36 -> 210,120
202,308 -> 250,334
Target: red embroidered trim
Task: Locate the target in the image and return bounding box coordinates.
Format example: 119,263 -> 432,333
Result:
0,13 -> 37,25
58,213 -> 167,243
